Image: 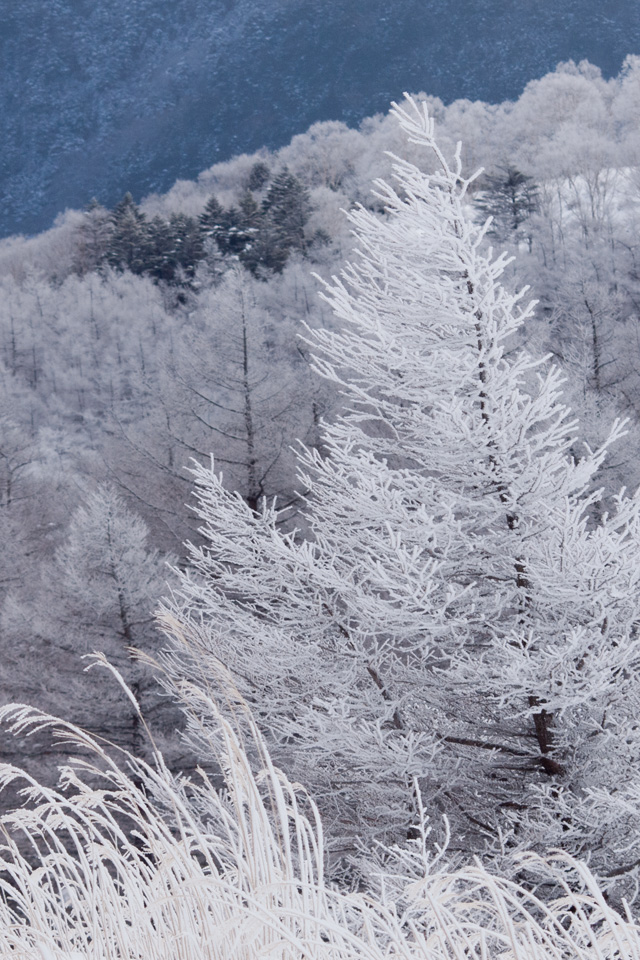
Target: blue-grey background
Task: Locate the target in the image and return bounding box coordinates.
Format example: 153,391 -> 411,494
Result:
2,0 -> 638,237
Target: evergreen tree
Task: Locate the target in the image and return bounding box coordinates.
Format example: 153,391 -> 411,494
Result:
146,213 -> 204,282
238,190 -> 262,235
247,159 -> 271,192
145,215 -> 176,282
163,98 -> 640,897
199,177 -> 313,276
107,193 -> 150,274
199,194 -> 227,245
200,195 -> 253,260
73,198 -> 114,275
262,167 -> 311,255
475,166 -> 539,246
168,212 -> 204,277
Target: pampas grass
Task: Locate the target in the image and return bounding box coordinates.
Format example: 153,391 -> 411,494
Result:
0,650 -> 638,959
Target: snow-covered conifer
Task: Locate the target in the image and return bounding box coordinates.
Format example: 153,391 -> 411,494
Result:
2,486 -> 182,780
163,97 -> 640,895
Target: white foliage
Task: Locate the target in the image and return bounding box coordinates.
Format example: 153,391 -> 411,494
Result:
161,96 -> 640,895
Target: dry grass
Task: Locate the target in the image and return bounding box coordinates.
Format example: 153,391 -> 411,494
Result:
0,652 -> 637,959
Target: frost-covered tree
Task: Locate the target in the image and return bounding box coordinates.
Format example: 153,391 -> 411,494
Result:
53,487 -> 176,754
165,269 -> 315,511
107,193 -> 150,274
1,486 -> 180,781
162,97 -> 640,897
72,198 -> 114,276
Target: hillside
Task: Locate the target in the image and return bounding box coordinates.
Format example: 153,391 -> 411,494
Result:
0,61 -> 639,899
2,0 -> 639,237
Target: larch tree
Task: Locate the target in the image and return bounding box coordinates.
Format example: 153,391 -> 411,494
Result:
72,198 -> 114,276
165,268 -> 315,513
1,486 -> 182,785
159,97 -> 640,896
53,486 -> 179,758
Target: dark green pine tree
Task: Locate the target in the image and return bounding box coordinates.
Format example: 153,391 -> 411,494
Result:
475,167 -> 539,247
167,213 -> 205,278
262,168 -> 312,257
145,216 -> 176,282
200,195 -> 246,258
247,160 -> 271,192
199,195 -> 227,247
237,190 -> 269,275
107,193 -> 150,274
200,175 -> 313,276
238,190 -> 262,233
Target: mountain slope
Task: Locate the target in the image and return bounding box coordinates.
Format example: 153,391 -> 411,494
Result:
2,0 -> 639,237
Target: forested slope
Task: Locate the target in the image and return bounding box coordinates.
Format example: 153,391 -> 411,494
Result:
5,80 -> 640,951
1,58 -> 639,825
2,0 -> 638,236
